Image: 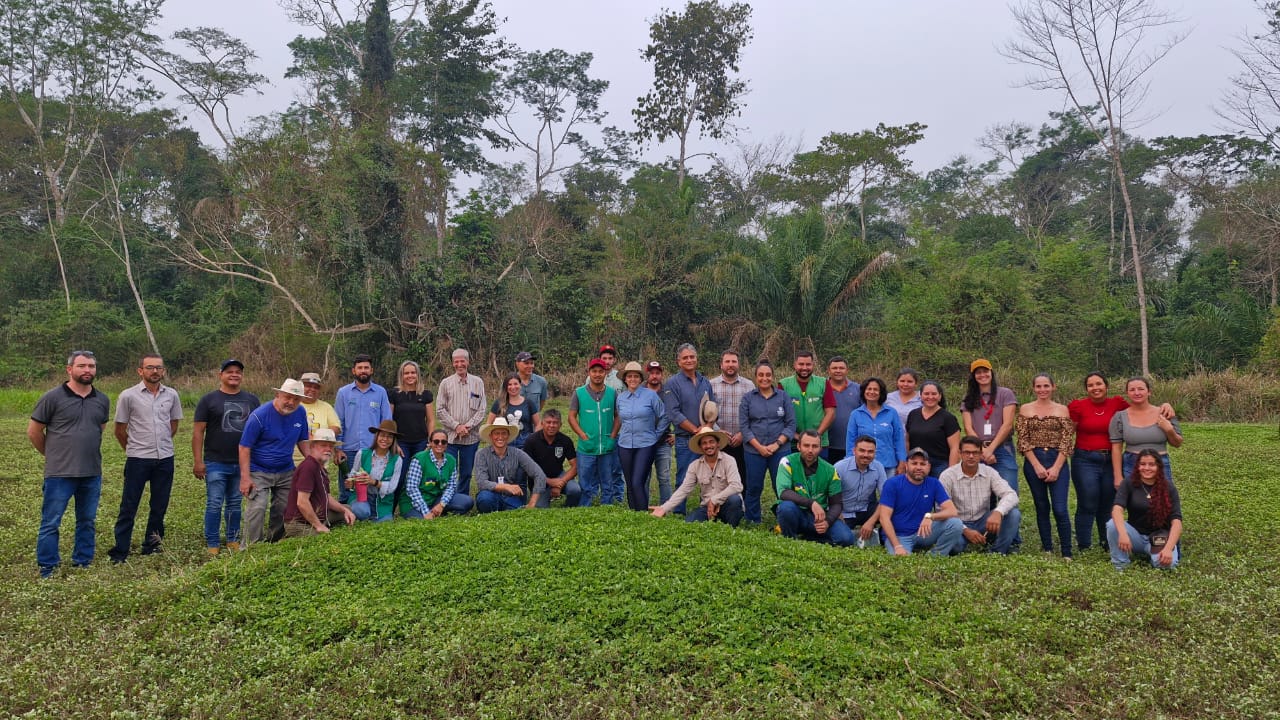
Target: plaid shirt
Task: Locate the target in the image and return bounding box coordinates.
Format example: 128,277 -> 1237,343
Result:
937,463 -> 1019,523
710,375 -> 749,435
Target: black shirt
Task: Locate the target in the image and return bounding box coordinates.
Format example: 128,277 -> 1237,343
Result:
905,407 -> 961,465
522,431 -> 577,478
1115,477 -> 1182,536
193,390 -> 261,464
390,388 -> 434,442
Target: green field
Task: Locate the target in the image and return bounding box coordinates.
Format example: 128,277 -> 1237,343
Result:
1,399 -> 1277,718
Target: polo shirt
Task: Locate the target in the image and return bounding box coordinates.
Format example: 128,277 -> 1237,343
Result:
240,402 -> 309,473
32,383 -> 110,478
523,431 -> 577,478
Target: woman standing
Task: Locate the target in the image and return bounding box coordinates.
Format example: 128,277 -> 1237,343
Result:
487,373 -> 540,449
740,361 -> 795,524
1107,449 -> 1182,570
390,360 -> 434,512
905,380 -> 960,478
348,420 -> 403,522
1016,374 -> 1075,560
616,362 -> 665,511
884,368 -> 922,429
846,377 -> 907,475
960,359 -> 1019,492
1110,377 -> 1182,487
401,428 -> 475,518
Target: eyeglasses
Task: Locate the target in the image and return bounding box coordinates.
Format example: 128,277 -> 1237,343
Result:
430,439 -> 448,445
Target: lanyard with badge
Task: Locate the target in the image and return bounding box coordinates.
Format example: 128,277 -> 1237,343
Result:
980,393 -> 997,439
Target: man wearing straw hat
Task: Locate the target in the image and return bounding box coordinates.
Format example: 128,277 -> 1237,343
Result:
474,417 -> 547,512
650,426 -> 744,527
283,428 -> 355,537
238,378 -> 310,544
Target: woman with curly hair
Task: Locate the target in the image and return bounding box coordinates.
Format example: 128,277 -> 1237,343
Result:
1107,449 -> 1182,570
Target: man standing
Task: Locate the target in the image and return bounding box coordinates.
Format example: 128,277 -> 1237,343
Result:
775,430 -> 855,546
879,447 -> 966,556
437,348 -> 487,497
474,418 -> 548,512
282,429 -> 355,537
662,343 -> 714,514
651,426 -> 744,526
597,344 -> 625,392
833,434 -> 886,546
522,409 -> 583,508
709,350 -> 749,484
645,361 -> 675,505
239,379 -> 310,544
108,354 -> 182,562
30,350 -> 110,577
515,351 -> 550,410
192,359 -> 261,555
822,356 -> 861,464
568,358 -> 620,506
938,436 -> 1022,555
296,371 -> 341,466
779,351 -> 835,458
333,354 -> 391,504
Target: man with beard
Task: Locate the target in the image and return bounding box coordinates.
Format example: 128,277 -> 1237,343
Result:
710,350 -> 749,484
645,361 -> 675,506
779,351 -> 835,459
879,448 -> 966,556
437,348 -> 487,497
239,379 -> 311,544
30,350 -> 110,577
108,354 -> 183,562
775,430 -> 855,546
192,359 -> 260,554
822,356 -> 862,464
522,409 -> 583,508
334,354 -> 391,504
282,429 -> 355,537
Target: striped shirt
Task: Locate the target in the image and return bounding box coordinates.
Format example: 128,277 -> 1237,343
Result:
938,463 -> 1019,523
436,373 -> 487,445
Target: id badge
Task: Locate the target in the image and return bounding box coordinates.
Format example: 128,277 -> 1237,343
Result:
983,422 -> 993,438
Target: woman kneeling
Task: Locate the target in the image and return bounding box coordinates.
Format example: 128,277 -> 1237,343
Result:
1106,449 -> 1182,571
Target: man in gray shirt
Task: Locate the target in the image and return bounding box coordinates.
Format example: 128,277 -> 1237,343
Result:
473,419 -> 547,512
29,350 -> 110,577
108,354 -> 183,562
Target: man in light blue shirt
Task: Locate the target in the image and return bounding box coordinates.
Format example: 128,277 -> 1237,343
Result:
833,434 -> 886,546
333,353 -> 391,504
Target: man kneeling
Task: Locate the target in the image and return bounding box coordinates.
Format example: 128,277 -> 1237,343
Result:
774,431 -> 855,545
283,429 -> 355,537
650,426 -> 744,526
475,418 -> 546,512
879,448 -> 965,556
938,436 -> 1021,554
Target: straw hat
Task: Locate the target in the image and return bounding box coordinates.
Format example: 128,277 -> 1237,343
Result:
480,417 -> 521,442
688,425 -> 731,452
310,428 -> 338,444
621,361 -> 644,380
698,391 -> 719,426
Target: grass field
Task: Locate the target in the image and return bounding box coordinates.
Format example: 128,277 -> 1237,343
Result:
1,394 -> 1278,719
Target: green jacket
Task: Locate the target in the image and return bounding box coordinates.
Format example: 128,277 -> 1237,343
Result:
776,452 -> 840,509
400,449 -> 457,516
780,375 -> 829,446
575,385 -> 617,455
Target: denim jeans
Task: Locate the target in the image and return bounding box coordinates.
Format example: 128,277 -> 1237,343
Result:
536,480 -> 582,508
476,490 -> 528,513
1024,448 -> 1072,557
959,507 -> 1022,555
991,441 -> 1020,546
402,493 -> 474,517
110,456 -> 174,561
37,475 -> 102,575
446,443 -> 478,497
685,494 -> 745,527
1071,449 -> 1113,550
885,517 -> 966,556
671,438 -> 699,515
743,447 -> 787,523
244,469 -> 294,544
203,461 -> 242,548
1106,519 -> 1180,570
349,501 -> 393,522
577,451 -> 621,506
619,444 -> 657,510
1120,452 -> 1174,486
653,440 -> 673,503
776,500 -> 856,546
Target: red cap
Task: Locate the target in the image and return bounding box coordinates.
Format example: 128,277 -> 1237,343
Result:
598,344 -> 617,356
588,358 -> 608,370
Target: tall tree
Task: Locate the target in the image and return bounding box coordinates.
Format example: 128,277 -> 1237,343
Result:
1003,0 -> 1187,375
633,0 -> 752,186
1220,1 -> 1280,152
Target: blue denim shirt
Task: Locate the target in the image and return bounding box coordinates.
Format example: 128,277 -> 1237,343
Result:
616,387 -> 665,449
847,404 -> 906,470
663,371 -> 713,437
335,382 -> 392,453
740,387 -> 796,456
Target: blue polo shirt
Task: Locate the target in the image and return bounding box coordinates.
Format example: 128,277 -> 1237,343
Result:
240,403 -> 309,473
880,473 -> 950,537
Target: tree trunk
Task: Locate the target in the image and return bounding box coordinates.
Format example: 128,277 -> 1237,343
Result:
1113,155 -> 1149,376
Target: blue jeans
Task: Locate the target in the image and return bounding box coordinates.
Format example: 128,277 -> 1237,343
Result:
577,451 -> 621,506
401,493 -> 474,517
1024,448 -> 1072,557
991,441 -> 1020,546
619,444 -> 657,510
476,490 -> 527,513
446,442 -> 478,497
37,475 -> 102,575
671,438 -> 699,515
536,480 -> 582,508
886,517 -> 966,556
654,440 -> 673,503
203,461 -> 242,548
776,500 -> 856,546
110,456 -> 174,561
1106,519 -> 1180,570
348,501 -> 393,521
1120,452 -> 1173,486
685,494 -> 744,527
1071,449 -> 1113,549
743,447 -> 787,523
959,507 -> 1022,555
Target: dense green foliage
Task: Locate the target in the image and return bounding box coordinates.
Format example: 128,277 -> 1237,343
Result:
1,400 -> 1277,718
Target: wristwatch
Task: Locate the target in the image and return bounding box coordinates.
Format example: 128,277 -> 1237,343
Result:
925,512 -> 933,521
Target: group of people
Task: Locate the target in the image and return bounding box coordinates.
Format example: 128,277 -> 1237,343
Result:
29,346 -> 1185,577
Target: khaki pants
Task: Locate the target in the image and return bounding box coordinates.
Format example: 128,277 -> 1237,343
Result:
283,519 -> 321,538
243,470 -> 293,544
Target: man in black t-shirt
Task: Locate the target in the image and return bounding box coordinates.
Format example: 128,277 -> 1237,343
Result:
522,409 -> 582,508
192,359 -> 261,554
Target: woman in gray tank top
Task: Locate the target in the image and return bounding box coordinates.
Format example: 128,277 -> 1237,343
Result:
1109,377 -> 1182,487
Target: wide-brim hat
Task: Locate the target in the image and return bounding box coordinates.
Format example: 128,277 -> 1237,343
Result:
273,378 -> 308,398
480,417 -> 520,443
310,428 -> 338,444
368,419 -> 401,438
688,425 -> 730,452
698,392 -> 719,426
300,372 -> 323,384
621,361 -> 645,380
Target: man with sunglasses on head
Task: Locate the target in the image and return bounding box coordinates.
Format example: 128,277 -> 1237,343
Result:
30,351 -> 110,578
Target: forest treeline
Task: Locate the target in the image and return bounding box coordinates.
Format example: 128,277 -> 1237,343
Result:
5,0 -> 1280,396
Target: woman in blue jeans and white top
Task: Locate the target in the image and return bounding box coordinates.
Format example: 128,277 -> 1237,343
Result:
960,359 -> 1019,492
1016,373 -> 1075,560
739,361 -> 795,524
1110,376 -> 1182,488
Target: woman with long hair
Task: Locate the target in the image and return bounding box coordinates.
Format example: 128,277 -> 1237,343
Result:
960,359 -> 1019,491
347,420 -> 403,522
487,373 -> 540,449
390,360 -> 434,513
1110,377 -> 1182,489
904,380 -> 960,478
616,361 -> 665,510
885,367 -> 922,429
1016,373 -> 1075,560
740,360 -> 795,524
846,377 -> 907,475
1107,449 -> 1182,570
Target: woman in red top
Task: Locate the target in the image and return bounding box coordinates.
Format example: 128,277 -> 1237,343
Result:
1068,372 -> 1173,551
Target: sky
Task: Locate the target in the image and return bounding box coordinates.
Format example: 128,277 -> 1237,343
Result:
155,0 -> 1266,176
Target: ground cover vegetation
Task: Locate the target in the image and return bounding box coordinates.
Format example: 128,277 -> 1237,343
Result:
1,391 -> 1278,718
5,1 -> 1280,408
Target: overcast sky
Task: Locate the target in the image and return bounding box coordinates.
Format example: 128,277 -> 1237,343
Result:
157,1 -> 1264,176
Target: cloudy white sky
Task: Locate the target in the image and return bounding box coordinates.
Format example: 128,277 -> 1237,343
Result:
157,1 -> 1265,175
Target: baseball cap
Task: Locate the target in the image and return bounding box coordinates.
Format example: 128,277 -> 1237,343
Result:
588,358 -> 608,370
646,361 -> 662,371
220,359 -> 244,371
907,447 -> 930,460
515,351 -> 534,362
598,344 -> 617,356
300,372 -> 322,384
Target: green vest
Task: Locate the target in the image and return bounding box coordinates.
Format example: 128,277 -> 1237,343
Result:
400,450 -> 458,516
780,375 -> 828,446
778,452 -> 839,508
356,448 -> 400,520
575,385 -> 617,455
